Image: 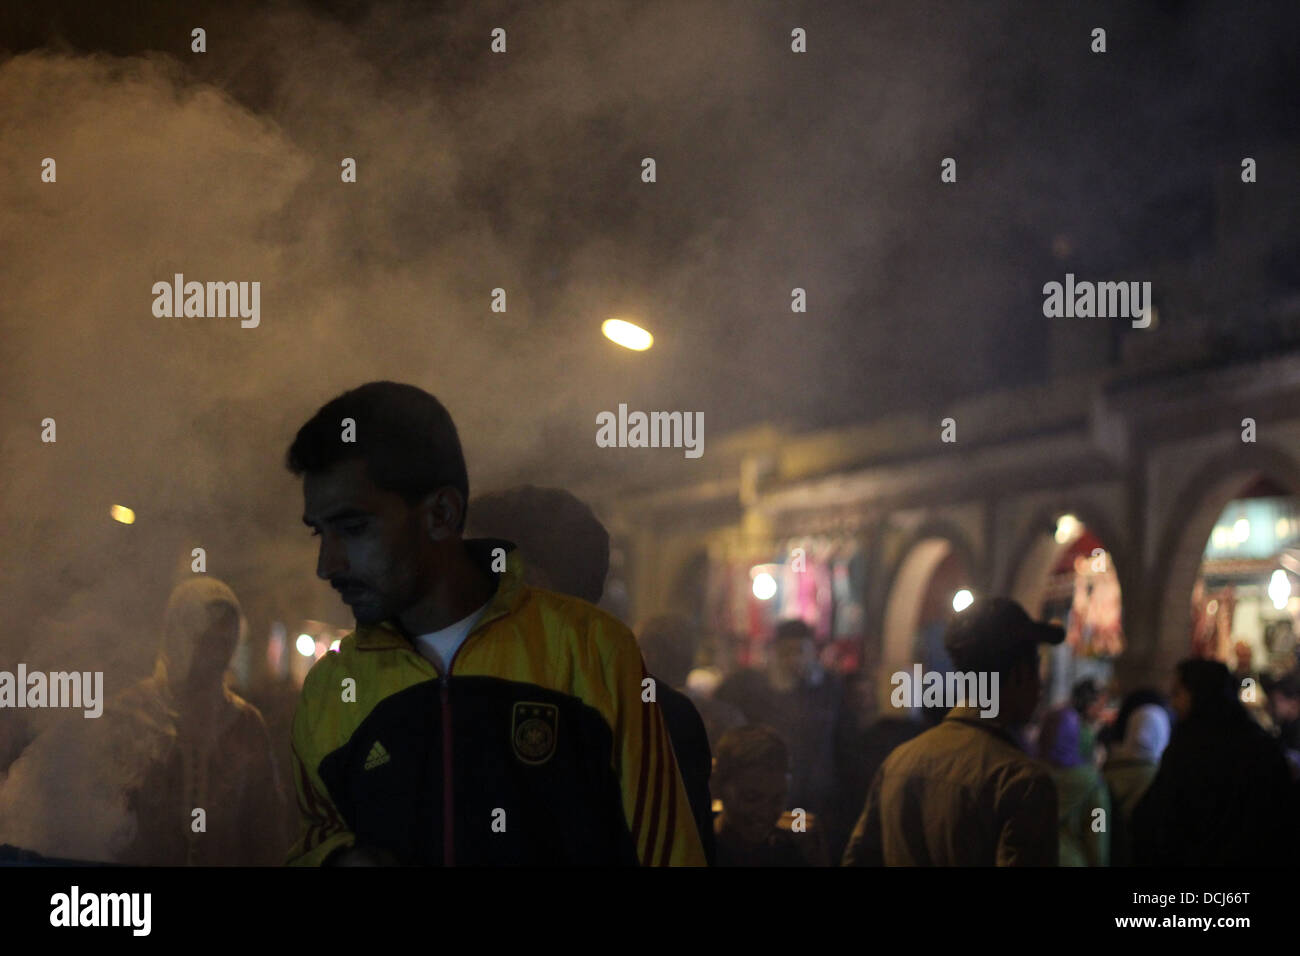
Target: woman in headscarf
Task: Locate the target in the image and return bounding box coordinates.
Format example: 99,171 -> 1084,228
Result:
1038,705 -> 1110,866
1101,694 -> 1170,866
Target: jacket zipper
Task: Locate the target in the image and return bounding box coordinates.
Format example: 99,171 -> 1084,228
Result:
430,572 -> 508,866
438,615 -> 495,867
440,669 -> 455,866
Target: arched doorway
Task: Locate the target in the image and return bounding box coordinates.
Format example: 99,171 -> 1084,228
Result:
1153,447 -> 1300,690
880,530 -> 976,710
1183,477 -> 1300,683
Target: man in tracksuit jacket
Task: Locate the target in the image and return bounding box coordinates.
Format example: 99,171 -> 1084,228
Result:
283,381 -> 705,866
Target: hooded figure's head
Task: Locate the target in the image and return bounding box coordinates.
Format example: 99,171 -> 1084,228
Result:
155,578 -> 244,694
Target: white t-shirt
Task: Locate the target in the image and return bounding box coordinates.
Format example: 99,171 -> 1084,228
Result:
412,601 -> 491,674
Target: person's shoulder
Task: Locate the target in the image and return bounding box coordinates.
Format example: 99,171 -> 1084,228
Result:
882,719 -> 943,757
520,586 -> 637,651
870,722 -> 931,782
301,640 -> 347,688
295,636 -> 362,714
927,718 -> 1051,780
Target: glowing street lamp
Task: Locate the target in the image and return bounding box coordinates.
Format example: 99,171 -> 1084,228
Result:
602,318 -> 654,351
952,589 -> 974,613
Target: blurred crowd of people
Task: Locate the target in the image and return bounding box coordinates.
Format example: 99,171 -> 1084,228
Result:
4,498 -> 1300,867
2,383 -> 1298,867
4,498 -> 1299,867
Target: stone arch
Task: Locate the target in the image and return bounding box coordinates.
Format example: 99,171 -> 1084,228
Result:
1147,442 -> 1300,684
878,520 -> 981,684
1001,501 -> 1131,622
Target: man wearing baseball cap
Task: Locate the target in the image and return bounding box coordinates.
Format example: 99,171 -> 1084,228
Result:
842,597 -> 1063,866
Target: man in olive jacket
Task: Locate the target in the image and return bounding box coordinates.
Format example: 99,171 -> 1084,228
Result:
842,598 -> 1062,866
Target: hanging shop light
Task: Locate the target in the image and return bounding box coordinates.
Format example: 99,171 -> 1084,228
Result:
751,571 -> 778,601
1055,514 -> 1080,544
1268,569 -> 1291,611
1233,517 -> 1251,545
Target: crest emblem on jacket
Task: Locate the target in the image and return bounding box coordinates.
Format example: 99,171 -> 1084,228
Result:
511,701 -> 558,764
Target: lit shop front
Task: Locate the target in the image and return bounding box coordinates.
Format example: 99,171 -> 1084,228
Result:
1191,489 -> 1300,678
704,536 -> 867,675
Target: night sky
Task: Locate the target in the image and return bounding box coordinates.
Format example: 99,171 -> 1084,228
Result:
1,0 -> 1297,636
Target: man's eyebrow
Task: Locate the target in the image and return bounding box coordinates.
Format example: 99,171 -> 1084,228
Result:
303,508 -> 372,526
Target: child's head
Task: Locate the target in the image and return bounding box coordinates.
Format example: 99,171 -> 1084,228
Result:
714,726 -> 791,843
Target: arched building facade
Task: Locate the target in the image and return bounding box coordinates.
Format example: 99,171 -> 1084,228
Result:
590,350 -> 1300,710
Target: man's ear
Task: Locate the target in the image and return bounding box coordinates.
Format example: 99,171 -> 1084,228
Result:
420,487 -> 466,542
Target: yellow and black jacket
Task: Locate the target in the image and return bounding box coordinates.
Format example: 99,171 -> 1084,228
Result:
287,540 -> 706,866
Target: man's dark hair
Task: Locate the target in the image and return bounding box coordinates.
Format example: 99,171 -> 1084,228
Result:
466,485 -> 609,603
286,382 -> 469,531
714,725 -> 789,784
1071,678 -> 1100,714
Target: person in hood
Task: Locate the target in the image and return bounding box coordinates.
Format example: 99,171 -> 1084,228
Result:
1038,706 -> 1110,866
115,577 -> 288,865
0,577 -> 287,865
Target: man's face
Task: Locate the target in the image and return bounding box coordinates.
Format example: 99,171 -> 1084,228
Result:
770,637 -> 811,689
718,764 -> 788,843
303,459 -> 429,625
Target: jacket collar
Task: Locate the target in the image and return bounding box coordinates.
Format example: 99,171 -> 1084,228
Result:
943,705 -> 1026,750
352,538 -> 526,651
